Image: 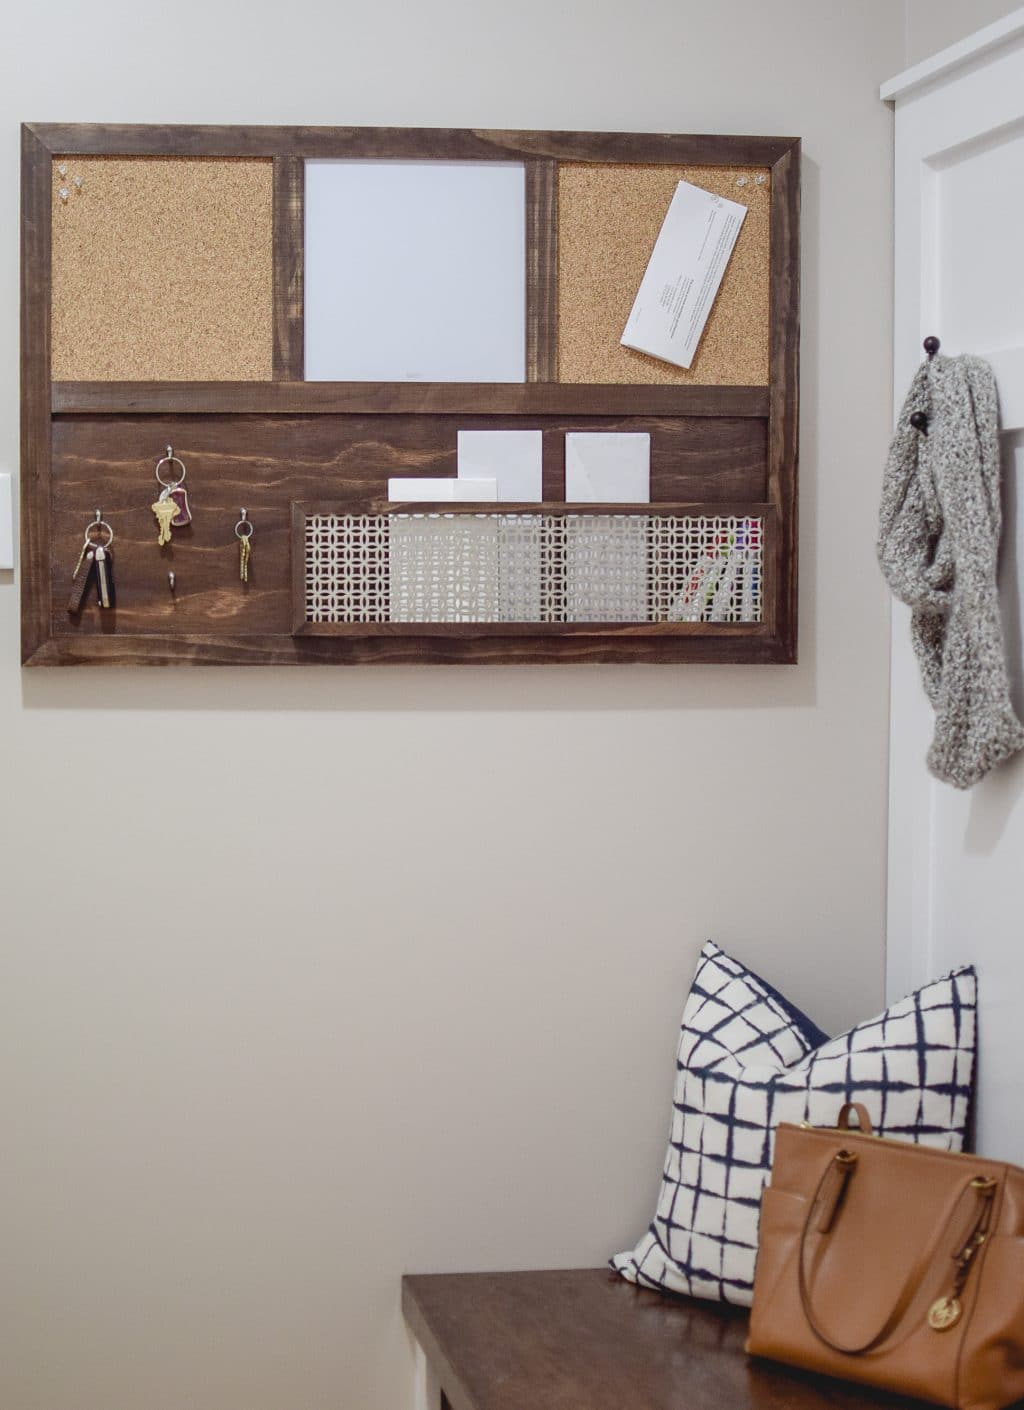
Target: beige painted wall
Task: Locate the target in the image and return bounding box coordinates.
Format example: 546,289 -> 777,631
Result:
904,0 -> 1021,64
0,3 -> 903,1407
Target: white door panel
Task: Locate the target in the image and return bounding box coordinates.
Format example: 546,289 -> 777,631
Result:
933,122 -> 1024,355
883,11 -> 1024,1162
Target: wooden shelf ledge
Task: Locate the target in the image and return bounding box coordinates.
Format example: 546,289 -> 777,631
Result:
51,381 -> 771,419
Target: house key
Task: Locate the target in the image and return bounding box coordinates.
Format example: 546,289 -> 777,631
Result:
235,508 -> 253,584
151,496 -> 178,546
152,446 -> 192,544
93,541 -> 115,608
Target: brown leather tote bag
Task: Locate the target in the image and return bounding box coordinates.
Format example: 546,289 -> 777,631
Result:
747,1103 -> 1024,1410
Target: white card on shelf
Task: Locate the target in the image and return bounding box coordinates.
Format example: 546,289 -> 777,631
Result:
387,477 -> 498,502
621,180 -> 746,370
456,430 -> 543,502
564,433 -> 650,503
0,474 -> 12,570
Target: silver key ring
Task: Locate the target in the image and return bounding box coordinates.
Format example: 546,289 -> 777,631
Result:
155,444 -> 187,490
85,511 -> 114,549
235,508 -> 253,541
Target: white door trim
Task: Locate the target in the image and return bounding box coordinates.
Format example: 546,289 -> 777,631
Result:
881,7 -> 1024,103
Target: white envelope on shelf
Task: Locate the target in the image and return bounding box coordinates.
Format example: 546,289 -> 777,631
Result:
457,430 -> 543,502
387,477 -> 498,502
564,432 -> 651,503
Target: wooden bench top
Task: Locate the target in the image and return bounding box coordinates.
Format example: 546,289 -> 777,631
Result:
402,1268 -> 929,1410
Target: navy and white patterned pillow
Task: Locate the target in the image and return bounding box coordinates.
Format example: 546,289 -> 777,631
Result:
611,941 -> 977,1307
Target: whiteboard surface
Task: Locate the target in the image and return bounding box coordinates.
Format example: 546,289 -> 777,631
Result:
305,160 -> 526,383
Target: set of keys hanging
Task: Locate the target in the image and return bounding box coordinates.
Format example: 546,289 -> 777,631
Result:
149,446 -> 253,582
67,511 -> 115,612
151,446 -> 192,545
67,448 -> 254,616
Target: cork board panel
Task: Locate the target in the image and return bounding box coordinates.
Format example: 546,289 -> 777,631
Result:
51,157 -> 273,381
558,164 -> 770,386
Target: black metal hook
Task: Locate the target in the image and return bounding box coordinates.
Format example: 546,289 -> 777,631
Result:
910,337 -> 941,434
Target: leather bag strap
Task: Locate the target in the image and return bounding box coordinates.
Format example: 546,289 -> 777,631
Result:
797,1149 -> 995,1356
836,1102 -> 873,1135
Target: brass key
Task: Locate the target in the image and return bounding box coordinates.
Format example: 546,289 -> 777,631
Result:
152,497 -> 178,546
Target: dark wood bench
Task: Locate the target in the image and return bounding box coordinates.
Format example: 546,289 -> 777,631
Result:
402,1268 -> 930,1410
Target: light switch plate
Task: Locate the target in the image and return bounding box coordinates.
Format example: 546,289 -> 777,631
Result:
0,474 -> 12,570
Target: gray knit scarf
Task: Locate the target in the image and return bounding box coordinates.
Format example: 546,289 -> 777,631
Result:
878,354 -> 1024,789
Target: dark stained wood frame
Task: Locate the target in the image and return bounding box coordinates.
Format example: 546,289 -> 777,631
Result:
272,155 -> 304,381
21,124 -> 800,667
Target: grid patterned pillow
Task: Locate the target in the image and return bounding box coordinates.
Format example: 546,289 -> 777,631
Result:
611,941 -> 977,1307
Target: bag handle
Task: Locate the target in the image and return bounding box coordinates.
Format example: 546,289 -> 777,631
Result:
797,1150 -> 996,1356
836,1101 -> 873,1135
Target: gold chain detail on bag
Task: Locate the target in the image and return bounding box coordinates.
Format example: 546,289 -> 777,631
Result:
928,1177 -> 997,1333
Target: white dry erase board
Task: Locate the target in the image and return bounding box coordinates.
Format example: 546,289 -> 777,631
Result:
304,159 -> 527,383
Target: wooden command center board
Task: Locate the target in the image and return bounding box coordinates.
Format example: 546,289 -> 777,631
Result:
20,124 -> 799,666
